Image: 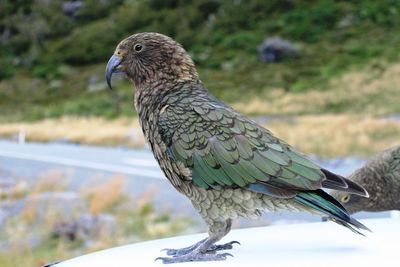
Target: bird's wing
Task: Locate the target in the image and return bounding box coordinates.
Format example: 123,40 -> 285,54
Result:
159,98 -> 363,198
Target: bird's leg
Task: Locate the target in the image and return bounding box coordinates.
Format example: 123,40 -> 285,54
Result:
157,219 -> 239,263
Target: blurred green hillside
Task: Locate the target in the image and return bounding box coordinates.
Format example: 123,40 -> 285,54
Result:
1,0 -> 400,121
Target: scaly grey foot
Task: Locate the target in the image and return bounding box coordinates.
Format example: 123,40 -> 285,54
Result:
162,240 -> 240,256
155,252 -> 233,264
161,238 -> 206,256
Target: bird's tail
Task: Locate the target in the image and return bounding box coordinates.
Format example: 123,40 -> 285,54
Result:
294,189 -> 371,235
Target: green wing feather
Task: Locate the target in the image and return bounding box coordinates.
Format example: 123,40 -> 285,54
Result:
160,99 -> 326,198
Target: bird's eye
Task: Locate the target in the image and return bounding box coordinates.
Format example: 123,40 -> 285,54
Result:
341,195 -> 350,203
134,44 -> 143,52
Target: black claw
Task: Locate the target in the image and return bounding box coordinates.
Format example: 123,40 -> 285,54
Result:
207,240 -> 240,252
221,253 -> 234,258
41,263 -> 60,267
155,257 -> 164,262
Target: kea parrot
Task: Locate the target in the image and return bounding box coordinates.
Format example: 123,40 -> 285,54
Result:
333,146 -> 400,214
105,32 -> 370,264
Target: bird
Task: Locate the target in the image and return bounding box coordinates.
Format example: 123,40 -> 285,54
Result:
332,146 -> 400,214
105,32 -> 370,264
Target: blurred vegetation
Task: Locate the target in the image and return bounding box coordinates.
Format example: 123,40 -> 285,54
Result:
0,0 -> 400,121
0,172 -> 195,267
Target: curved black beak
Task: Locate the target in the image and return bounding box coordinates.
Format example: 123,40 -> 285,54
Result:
105,54 -> 122,90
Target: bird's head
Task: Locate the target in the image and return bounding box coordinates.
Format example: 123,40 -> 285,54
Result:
332,171 -> 376,214
106,32 -> 199,90
331,191 -> 366,214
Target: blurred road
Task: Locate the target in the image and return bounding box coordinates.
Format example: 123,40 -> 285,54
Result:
0,140 -> 163,179
0,140 -> 365,179
0,140 -> 391,225
0,140 -> 194,218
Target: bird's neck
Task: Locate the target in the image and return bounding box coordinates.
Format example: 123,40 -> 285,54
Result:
134,80 -> 204,139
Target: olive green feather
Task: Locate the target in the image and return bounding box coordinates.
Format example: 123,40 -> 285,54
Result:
160,91 -> 345,196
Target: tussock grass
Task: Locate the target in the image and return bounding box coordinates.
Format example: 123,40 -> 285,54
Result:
83,176 -> 126,214
267,115 -> 400,158
33,170 -> 70,193
0,116 -> 145,147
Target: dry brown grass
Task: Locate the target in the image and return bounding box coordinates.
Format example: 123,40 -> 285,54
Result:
83,176 -> 126,214
0,116 -> 145,147
0,180 -> 29,200
266,115 -> 400,158
233,61 -> 400,115
33,170 -> 70,193
0,114 -> 398,158
18,170 -> 72,224
21,198 -> 38,224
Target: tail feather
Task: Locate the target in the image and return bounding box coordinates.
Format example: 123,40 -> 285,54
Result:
294,189 -> 370,235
